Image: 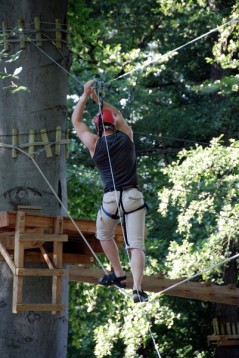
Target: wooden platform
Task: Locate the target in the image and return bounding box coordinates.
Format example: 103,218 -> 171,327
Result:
0,210 -> 124,265
1,211 -> 239,312
0,210 -> 124,313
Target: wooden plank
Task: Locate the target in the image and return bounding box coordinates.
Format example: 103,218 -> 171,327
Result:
0,232 -> 15,249
55,126 -> 61,155
19,233 -> 68,242
2,21 -> 10,51
12,128 -> 18,158
34,16 -> 42,46
0,239 -> 15,273
0,251 -> 96,265
40,246 -> 55,269
55,19 -> 61,48
68,267 -> 239,306
226,322 -> 232,335
0,211 -> 10,228
16,268 -> 66,276
18,19 -> 26,49
12,211 -> 25,313
65,129 -> 69,158
64,253 -> 95,264
213,318 -> 220,335
220,324 -> 225,335
208,335 -> 239,347
28,129 -> 35,156
15,303 -> 65,312
208,335 -> 239,341
52,216 -> 64,313
232,323 -> 237,335
40,129 -> 52,158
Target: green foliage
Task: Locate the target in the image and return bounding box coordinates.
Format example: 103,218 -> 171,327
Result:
210,5 -> 239,69
159,137 -> 239,280
68,282 -> 215,358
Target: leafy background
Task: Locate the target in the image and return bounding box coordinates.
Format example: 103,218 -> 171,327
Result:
66,1 -> 239,357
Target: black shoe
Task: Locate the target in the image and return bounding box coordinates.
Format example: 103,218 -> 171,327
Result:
97,272 -> 127,288
133,290 -> 148,303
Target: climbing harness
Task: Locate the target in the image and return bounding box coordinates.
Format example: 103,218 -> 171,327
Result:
101,186 -> 147,247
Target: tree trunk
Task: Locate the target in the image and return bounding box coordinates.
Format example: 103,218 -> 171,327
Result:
0,1 -> 69,357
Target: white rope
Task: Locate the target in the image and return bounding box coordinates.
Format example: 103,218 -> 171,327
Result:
106,17 -> 239,85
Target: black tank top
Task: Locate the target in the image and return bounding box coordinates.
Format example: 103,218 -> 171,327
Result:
93,130 -> 138,192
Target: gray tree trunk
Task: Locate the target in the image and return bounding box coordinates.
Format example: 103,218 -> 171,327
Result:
0,1 -> 69,357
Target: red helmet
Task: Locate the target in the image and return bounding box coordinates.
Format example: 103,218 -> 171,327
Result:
94,109 -> 116,127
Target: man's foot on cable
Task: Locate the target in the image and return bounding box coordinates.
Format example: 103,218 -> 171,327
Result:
133,290 -> 148,303
97,272 -> 126,288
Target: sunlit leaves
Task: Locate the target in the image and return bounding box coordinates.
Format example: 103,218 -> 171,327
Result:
211,10 -> 239,69
0,49 -> 28,93
158,137 -> 239,279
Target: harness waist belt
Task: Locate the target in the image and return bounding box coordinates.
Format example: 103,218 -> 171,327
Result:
122,184 -> 139,190
104,185 -> 139,193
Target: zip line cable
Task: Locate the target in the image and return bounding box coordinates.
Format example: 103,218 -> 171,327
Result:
105,17 -> 239,85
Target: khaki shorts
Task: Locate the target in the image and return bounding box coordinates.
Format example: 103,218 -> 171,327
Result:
96,188 -> 146,251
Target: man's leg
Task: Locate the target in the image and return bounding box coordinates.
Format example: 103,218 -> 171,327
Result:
100,239 -> 125,278
130,248 -> 145,291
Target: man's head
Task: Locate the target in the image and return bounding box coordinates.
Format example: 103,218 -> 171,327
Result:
94,109 -> 116,135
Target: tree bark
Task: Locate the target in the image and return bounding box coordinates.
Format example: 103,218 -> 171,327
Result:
0,1 -> 69,357
0,1 -> 69,215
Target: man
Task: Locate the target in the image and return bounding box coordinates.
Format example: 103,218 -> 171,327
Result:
72,80 -> 148,303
